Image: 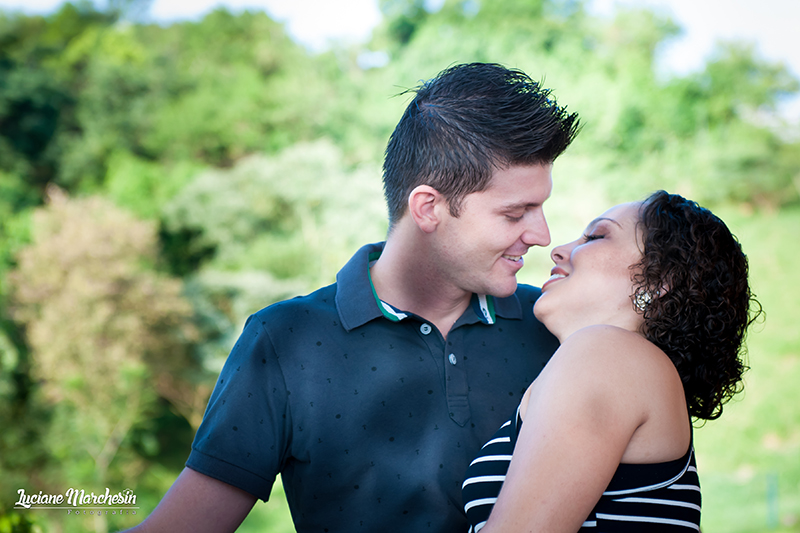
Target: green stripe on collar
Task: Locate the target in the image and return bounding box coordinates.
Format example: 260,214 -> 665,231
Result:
474,294 -> 496,324
367,253 -> 406,322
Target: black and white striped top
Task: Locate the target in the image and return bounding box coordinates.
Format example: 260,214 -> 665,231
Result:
462,406 -> 701,532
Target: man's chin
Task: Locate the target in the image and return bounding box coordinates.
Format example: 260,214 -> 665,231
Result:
487,279 -> 518,298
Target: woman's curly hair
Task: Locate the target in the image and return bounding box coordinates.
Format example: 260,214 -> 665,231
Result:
632,191 -> 762,421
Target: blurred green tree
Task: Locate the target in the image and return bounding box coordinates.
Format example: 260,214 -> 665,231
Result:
160,141 -> 388,368
0,3 -> 115,195
161,139 -> 387,284
364,0 -> 799,207
1,3 -> 341,213
7,188 -> 206,531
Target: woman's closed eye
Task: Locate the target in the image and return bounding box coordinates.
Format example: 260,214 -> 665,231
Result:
583,233 -> 604,242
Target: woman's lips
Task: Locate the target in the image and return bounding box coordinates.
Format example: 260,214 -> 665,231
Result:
542,268 -> 567,289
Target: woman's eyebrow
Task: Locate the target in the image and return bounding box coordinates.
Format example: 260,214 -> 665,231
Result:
587,216 -> 623,229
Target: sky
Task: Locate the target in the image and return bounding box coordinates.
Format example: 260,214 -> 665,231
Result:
1,0 -> 798,118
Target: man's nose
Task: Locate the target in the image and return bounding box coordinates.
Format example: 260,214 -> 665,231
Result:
521,211 -> 551,248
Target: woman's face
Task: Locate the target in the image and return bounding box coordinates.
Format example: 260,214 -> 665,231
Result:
533,202 -> 646,342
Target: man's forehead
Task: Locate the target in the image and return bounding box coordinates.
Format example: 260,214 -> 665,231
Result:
485,162 -> 552,184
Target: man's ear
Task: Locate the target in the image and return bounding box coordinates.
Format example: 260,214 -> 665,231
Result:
408,185 -> 445,233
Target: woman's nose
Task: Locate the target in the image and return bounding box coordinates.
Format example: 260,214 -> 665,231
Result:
550,241 -> 573,263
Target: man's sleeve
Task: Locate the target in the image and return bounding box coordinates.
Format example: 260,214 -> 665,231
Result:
186,312 -> 290,501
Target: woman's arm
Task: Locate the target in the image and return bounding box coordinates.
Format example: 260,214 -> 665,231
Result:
478,326 -> 657,533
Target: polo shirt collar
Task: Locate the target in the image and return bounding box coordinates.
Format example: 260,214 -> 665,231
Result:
335,242 -> 386,332
335,241 -> 523,331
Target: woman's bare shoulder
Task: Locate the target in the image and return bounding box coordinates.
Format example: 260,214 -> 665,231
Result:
535,325 -> 680,412
558,325 -> 669,370
522,326 -> 659,444
563,324 -> 652,347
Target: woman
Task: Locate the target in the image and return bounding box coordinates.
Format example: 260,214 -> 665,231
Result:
462,191 -> 761,532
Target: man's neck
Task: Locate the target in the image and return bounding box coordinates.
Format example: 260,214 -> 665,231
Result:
370,236 -> 471,339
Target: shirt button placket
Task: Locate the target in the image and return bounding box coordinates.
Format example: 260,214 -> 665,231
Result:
444,334 -> 470,426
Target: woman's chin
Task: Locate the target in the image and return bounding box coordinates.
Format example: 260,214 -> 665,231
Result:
533,293 -> 552,323
533,300 -> 557,337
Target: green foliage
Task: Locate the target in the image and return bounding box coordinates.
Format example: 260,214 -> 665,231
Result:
130,10 -> 336,164
6,190 -> 205,533
366,1 -> 799,208
161,141 -> 387,369
379,0 -> 430,46
1,3 -> 340,210
692,206 -> 800,531
238,479 -> 295,533
699,42 -> 799,123
0,323 -> 50,533
0,511 -> 41,533
0,3 -> 115,193
104,151 -> 201,220
162,139 -> 387,284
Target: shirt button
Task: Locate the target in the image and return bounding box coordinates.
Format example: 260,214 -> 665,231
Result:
420,323 -> 432,335
449,353 -> 457,365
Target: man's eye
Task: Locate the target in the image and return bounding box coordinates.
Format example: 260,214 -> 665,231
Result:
506,214 -> 524,222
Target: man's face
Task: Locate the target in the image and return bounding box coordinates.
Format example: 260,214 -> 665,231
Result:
432,164 -> 553,298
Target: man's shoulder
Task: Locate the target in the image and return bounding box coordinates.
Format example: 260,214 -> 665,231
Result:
251,282 -> 338,325
249,241 -> 378,327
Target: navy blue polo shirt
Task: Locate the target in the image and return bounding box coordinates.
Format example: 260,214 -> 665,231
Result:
187,242 -> 558,533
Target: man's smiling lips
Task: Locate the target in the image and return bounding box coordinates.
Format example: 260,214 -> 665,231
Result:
542,267 -> 568,289
501,254 -> 526,272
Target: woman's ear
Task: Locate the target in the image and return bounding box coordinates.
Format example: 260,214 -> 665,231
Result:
407,185 -> 444,233
656,277 -> 671,297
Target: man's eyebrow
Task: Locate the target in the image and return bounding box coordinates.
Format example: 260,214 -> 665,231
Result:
587,216 -> 623,228
499,201 -> 542,210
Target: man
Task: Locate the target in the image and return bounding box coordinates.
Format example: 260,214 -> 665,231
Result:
129,63 -> 579,532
